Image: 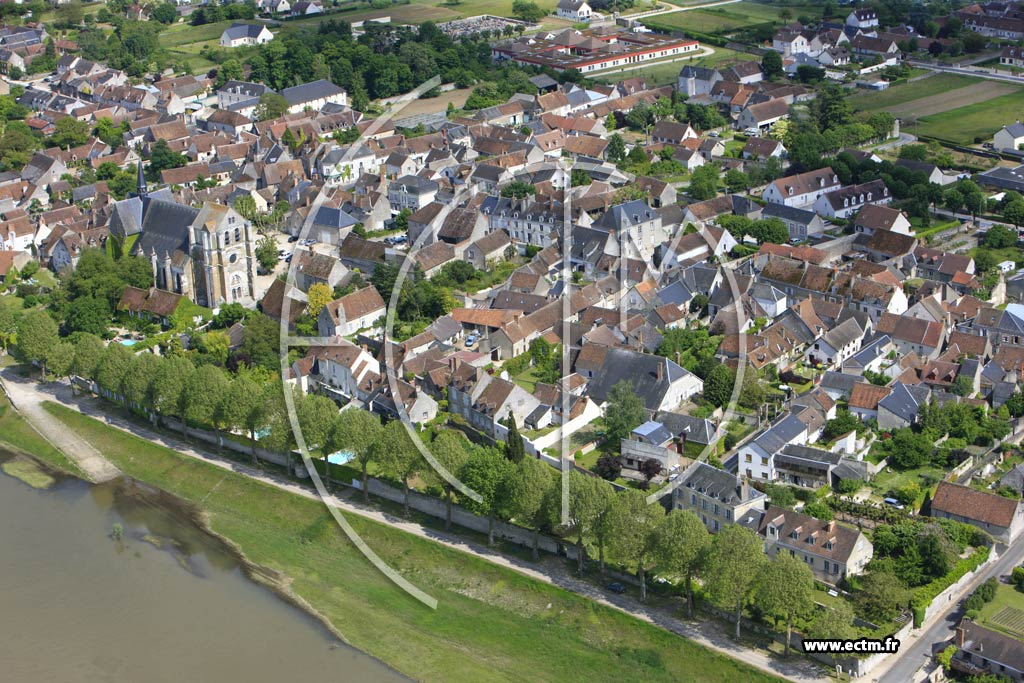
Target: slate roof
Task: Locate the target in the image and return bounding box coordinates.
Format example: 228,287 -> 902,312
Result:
877,381 -> 930,423
584,347 -> 698,412
280,79 -> 346,107
679,461 -> 764,505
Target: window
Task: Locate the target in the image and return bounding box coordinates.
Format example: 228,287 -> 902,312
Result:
760,456 -> 767,465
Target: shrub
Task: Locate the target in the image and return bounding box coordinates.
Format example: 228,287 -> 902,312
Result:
1012,566 -> 1024,591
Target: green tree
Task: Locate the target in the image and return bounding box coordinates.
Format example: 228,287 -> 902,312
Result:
95,342 -> 134,402
223,375 -> 263,463
45,340 -> 75,380
761,50 -> 783,80
823,407 -> 861,440
565,471 -> 615,575
296,392 -> 338,453
327,407 -> 383,500
607,489 -> 665,601
505,413 -> 526,463
152,355 -> 193,428
571,168 -> 592,187
808,600 -> 857,641
376,420 -> 423,516
151,2 -> 177,23
255,92 -> 290,122
501,456 -> 555,559
50,116 -> 90,150
606,133 -> 626,164
856,570 -> 910,622
428,429 -> 469,530
705,524 -> 767,639
688,163 -> 720,201
71,333 -> 105,380
121,353 -> 160,412
458,446 -> 514,545
511,0 -> 545,21
655,509 -> 710,617
65,295 -> 110,336
725,168 -> 749,193
500,180 -> 536,199
703,364 -> 735,407
603,379 -> 646,451
755,553 -> 815,656
0,305 -> 17,353
182,365 -> 228,436
984,222 -> 1018,247
255,235 -> 278,272
16,310 -> 58,378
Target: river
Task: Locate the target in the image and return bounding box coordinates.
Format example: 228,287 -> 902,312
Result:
0,449 -> 408,683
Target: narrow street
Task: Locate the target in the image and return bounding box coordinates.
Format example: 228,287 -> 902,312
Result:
0,367 -> 828,683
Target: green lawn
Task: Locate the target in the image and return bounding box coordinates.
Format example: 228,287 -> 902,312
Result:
909,88 -> 1024,145
870,464 -> 945,506
848,74 -> 980,112
595,47 -> 757,87
977,584 -> 1024,640
0,395 -> 83,477
41,401 -> 785,683
159,20 -> 236,49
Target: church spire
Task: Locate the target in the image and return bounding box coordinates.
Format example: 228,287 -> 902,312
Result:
136,159 -> 147,197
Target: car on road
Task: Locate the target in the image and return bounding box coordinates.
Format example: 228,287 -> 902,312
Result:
668,473 -> 679,482
708,131 -> 720,138
606,582 -> 627,594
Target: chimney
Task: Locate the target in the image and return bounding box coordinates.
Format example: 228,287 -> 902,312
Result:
675,351 -> 681,366
827,520 -> 835,532
656,361 -> 663,382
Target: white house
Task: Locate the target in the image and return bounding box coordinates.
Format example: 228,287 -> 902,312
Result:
219,23 -> 274,48
846,8 -> 879,29
280,79 -> 348,114
762,167 -> 841,208
805,318 -> 865,369
995,122 -> 1024,152
556,0 -> 592,22
811,179 -> 891,220
318,286 -> 386,337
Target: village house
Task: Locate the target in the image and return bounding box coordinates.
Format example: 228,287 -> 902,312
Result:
930,481 -> 1024,544
318,286 -> 386,337
740,506 -> 873,583
220,23 -> 274,48
762,167 -> 841,208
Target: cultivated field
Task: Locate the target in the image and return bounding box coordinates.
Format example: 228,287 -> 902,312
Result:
849,73 -> 980,112
908,87 -> 1024,144
977,584 -> 1024,641
645,1 -> 823,33
887,81 -> 1017,119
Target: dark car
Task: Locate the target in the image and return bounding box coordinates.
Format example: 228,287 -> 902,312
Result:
288,235 -> 299,243
606,582 -> 627,594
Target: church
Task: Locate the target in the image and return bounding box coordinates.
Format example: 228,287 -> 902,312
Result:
108,164 -> 257,308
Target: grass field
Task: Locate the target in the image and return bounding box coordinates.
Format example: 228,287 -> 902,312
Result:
849,74 -> 980,112
594,46 -> 756,87
977,584 -> 1024,640
0,395 -> 83,477
908,87 -> 1024,145
646,2 -> 822,33
41,401 -> 785,683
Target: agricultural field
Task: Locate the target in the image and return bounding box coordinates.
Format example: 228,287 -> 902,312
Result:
908,87 -> 1024,145
644,1 -> 823,34
889,81 -> 1017,120
848,74 -> 980,112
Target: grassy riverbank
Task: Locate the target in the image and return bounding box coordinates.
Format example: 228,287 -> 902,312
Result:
0,395 -> 83,477
40,401 -> 786,683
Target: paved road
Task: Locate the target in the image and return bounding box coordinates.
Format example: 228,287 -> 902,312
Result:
874,132 -> 918,151
7,372 -> 828,683
1,369 -> 121,483
909,60 -> 1024,85
875,542 -> 1024,683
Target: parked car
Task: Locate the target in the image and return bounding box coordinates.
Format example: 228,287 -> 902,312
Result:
606,582 -> 627,594
883,498 -> 905,510
465,334 -> 478,348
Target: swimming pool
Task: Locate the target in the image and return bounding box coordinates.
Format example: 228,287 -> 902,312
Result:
120,339 -> 138,347
325,451 -> 355,465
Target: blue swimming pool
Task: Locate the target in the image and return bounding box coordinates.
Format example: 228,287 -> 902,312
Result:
120,339 -> 138,347
326,451 -> 355,465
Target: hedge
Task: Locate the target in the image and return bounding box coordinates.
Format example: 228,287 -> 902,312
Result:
911,545 -> 991,627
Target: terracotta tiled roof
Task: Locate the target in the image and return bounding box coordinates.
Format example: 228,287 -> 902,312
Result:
932,481 -> 1019,528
